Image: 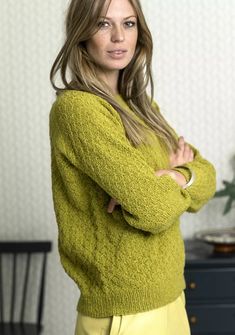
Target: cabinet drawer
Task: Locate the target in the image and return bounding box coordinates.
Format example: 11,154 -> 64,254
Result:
185,268 -> 235,300
187,304 -> 235,333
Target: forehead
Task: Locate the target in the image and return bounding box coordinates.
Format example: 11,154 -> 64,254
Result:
101,0 -> 136,18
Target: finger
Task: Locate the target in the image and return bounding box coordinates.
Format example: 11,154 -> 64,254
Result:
178,136 -> 185,150
170,150 -> 181,168
183,143 -> 191,161
183,143 -> 194,163
177,137 -> 185,158
155,169 -> 168,177
189,149 -> 194,162
176,147 -> 184,161
107,199 -> 116,213
169,151 -> 176,166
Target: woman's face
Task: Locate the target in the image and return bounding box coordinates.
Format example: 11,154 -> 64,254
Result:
86,0 -> 138,76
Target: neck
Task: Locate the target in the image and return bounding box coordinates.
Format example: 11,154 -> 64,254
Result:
98,70 -> 120,95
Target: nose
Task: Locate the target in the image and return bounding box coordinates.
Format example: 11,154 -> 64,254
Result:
111,25 -> 125,43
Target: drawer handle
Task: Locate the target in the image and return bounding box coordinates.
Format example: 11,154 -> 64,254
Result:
189,281 -> 197,289
190,316 -> 197,324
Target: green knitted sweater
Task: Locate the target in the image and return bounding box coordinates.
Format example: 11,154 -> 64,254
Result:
49,90 -> 216,317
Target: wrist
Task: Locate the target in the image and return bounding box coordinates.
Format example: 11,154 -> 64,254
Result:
169,170 -> 187,187
172,165 -> 195,189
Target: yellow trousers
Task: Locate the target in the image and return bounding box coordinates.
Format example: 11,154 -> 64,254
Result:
74,292 -> 191,335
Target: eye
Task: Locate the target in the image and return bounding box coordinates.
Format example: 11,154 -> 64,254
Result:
97,20 -> 110,29
124,21 -> 136,28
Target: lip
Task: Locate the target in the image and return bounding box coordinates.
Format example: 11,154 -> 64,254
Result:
107,49 -> 127,54
107,49 -> 128,59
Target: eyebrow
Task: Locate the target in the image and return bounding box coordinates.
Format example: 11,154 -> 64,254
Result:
100,15 -> 137,20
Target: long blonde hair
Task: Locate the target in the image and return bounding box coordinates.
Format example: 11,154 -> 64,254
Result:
50,0 -> 178,150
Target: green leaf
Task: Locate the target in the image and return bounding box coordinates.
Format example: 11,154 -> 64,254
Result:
214,189 -> 229,197
223,180 -> 235,189
223,198 -> 233,215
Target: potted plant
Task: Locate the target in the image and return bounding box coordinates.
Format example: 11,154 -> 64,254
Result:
195,156 -> 235,253
214,174 -> 235,214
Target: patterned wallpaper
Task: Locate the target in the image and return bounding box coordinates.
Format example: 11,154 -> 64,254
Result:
1,1 -> 235,334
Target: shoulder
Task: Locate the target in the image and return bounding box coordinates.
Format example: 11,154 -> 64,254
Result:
52,90 -> 116,114
52,90 -> 113,113
50,90 -> 123,127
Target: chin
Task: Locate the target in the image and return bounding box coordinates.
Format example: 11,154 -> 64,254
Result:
107,60 -> 132,71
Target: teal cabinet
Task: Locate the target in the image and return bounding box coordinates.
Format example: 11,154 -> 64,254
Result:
185,240 -> 235,335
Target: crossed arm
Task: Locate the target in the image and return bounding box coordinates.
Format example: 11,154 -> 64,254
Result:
107,136 -> 194,213
52,91 -> 215,233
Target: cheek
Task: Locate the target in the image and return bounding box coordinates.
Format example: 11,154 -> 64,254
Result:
130,31 -> 138,48
129,35 -> 138,55
86,36 -> 105,56
86,40 -> 97,56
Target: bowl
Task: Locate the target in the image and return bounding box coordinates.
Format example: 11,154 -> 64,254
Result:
194,227 -> 235,254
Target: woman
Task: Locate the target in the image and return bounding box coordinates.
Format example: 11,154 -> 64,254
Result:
49,0 -> 216,334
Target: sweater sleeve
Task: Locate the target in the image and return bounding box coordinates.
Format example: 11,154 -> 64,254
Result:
174,146 -> 216,213
151,100 -> 216,213
50,91 -> 192,234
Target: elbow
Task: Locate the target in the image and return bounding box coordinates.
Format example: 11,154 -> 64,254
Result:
187,201 -> 204,213
187,196 -> 214,213
121,206 -> 180,235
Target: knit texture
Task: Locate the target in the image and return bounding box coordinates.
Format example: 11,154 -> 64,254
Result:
49,90 -> 216,317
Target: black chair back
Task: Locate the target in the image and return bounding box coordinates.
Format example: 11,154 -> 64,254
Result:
0,241 -> 52,335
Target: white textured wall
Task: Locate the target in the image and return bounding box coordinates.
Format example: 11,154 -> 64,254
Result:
1,1 -> 235,334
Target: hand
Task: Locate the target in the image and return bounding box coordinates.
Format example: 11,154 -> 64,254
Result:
155,169 -> 187,187
169,136 -> 194,168
107,197 -> 119,213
